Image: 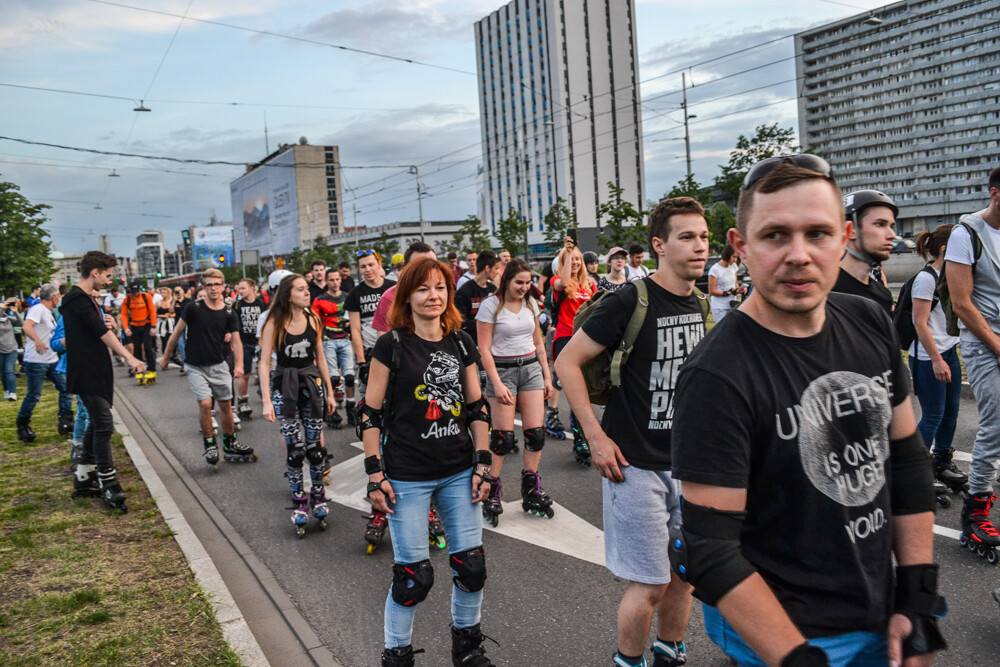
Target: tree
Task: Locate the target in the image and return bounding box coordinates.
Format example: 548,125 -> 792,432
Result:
494,208 -> 529,259
596,182 -> 646,252
0,178 -> 54,296
705,201 -> 736,250
457,214 -> 492,255
665,174 -> 711,208
714,123 -> 801,204
372,231 -> 399,266
543,197 -> 576,251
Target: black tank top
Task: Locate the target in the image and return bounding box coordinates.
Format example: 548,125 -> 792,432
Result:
275,316 -> 317,369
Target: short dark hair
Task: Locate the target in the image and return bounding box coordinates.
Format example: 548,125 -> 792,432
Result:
736,163 -> 843,234
310,259 -> 327,269
989,165 -> 1000,193
404,242 -> 435,264
476,249 -> 499,273
721,243 -> 737,262
79,251 -> 117,277
325,268 -> 341,280
628,243 -> 644,256
338,261 -> 350,270
447,251 -> 458,260
647,197 -> 705,250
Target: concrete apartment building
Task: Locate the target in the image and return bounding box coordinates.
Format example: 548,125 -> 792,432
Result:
325,219 -> 466,257
135,230 -> 165,277
475,0 -> 645,251
796,0 -> 1000,236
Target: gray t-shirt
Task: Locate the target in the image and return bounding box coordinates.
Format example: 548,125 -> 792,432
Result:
943,210 -> 1000,344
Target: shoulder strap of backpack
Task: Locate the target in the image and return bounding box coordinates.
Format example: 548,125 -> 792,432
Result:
382,329 -> 403,420
692,286 -> 710,323
610,279 -> 648,389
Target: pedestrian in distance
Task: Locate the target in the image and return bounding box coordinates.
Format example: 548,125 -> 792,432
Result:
233,278 -> 266,420
155,287 -> 177,361
345,249 -> 394,405
121,281 -> 157,375
307,259 -> 327,303
477,258 -> 555,528
358,257 -> 494,667
63,251 -> 145,512
454,250 -> 500,344
312,267 -> 356,429
1,298 -> 24,401
160,268 -> 255,470
831,189 -> 897,315
944,164 -> 1000,563
457,250 -> 479,289
584,250 -> 601,286
556,197 -> 709,667
670,154 -> 943,666
597,247 -> 629,293
707,244 -> 746,323
623,243 -> 650,282
259,273 -> 336,537
447,251 -> 463,286
16,283 -> 73,442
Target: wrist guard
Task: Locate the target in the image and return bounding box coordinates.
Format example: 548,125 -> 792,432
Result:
780,643 -> 829,667
474,449 -> 493,466
364,455 -> 383,475
366,478 -> 390,499
895,564 -> 948,657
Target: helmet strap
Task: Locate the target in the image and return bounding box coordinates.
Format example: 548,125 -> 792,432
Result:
847,215 -> 880,268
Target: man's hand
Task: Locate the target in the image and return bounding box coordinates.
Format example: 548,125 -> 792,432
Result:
887,612 -> 937,667
104,315 -> 117,331
233,367 -> 244,379
223,332 -> 232,343
262,399 -> 275,422
127,356 -> 145,376
124,328 -> 131,337
159,356 -> 170,371
589,431 -> 629,482
34,341 -> 49,354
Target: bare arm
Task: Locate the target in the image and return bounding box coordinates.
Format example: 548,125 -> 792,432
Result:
101,329 -> 144,374
349,311 -> 365,363
708,273 -> 725,298
230,331 -> 244,378
947,261 -> 1000,354
258,321 -> 274,402
476,320 -> 501,388
362,359 -> 396,512
912,298 -> 949,381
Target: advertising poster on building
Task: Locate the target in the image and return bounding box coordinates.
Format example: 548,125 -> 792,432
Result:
191,225 -> 235,268
230,149 -> 300,256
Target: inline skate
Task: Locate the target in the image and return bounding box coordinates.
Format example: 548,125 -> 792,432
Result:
520,470 -> 554,518
570,413 -> 591,467
237,397 -> 253,420
326,408 -> 344,430
933,448 -> 969,497
203,437 -> 220,472
481,475 -> 503,527
57,411 -> 74,436
450,623 -> 496,667
72,464 -> 101,499
364,510 -> 388,554
96,468 -> 128,512
544,406 -> 566,440
289,489 -> 310,539
346,400 -> 357,427
69,440 -> 84,466
309,485 -> 329,531
959,492 -> 1000,564
428,502 -> 447,549
651,639 -> 687,667
933,480 -> 952,509
222,433 -> 257,463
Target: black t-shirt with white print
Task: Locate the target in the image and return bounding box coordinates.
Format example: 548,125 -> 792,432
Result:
671,293 -> 909,637
372,329 -> 481,481
582,278 -> 705,470
343,280 -> 394,350
454,279 -> 496,343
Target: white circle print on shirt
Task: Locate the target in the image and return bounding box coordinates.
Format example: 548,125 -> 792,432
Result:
795,371 -> 892,507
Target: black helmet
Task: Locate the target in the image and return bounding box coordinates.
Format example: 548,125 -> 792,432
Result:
843,190 -> 898,222
582,251 -> 600,264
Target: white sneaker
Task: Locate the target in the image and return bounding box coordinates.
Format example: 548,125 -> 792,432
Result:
6,392 -> 14,402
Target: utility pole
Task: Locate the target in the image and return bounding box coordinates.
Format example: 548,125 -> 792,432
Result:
682,72 -> 694,180
351,187 -> 360,250
409,166 -> 425,242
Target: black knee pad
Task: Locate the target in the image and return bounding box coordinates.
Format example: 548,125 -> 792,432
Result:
391,560 -> 433,607
489,430 -> 516,456
305,443 -> 326,466
450,546 -> 486,593
523,427 -> 545,452
344,374 -> 355,388
286,446 -> 305,468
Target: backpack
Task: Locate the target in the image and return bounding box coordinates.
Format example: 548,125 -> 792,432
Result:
892,266 -> 937,351
572,280 -> 709,406
937,221 -> 982,337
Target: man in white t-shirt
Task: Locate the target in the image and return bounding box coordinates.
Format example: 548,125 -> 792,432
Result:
623,242 -> 650,282
17,283 -> 73,442
103,286 -> 124,313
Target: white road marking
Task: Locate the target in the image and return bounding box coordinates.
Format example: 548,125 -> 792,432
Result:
933,524 -> 963,541
952,450 -> 972,462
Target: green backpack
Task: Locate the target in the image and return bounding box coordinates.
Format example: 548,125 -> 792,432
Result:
937,221 -> 982,337
572,280 -> 709,406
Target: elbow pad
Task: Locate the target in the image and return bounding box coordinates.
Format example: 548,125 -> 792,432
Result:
669,499 -> 757,606
889,432 -> 935,515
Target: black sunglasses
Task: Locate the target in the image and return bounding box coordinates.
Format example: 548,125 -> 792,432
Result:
741,154 -> 833,192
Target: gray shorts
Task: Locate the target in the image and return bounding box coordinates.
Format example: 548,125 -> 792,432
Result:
184,361 -> 233,402
485,356 -> 544,397
603,467 -> 682,585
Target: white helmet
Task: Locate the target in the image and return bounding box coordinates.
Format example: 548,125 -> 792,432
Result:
267,269 -> 295,291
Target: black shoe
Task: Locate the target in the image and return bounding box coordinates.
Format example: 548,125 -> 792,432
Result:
16,417 -> 36,443
451,624 -> 495,667
58,412 -> 75,436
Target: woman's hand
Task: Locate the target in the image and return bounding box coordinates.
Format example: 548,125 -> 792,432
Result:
368,477 -> 396,514
471,470 -> 491,504
262,399 -> 275,422
494,382 -> 514,406
932,357 -> 952,383
326,392 -> 337,416
543,377 -> 554,401
564,235 -> 575,250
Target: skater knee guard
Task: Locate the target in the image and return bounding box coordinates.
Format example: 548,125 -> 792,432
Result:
670,501 -> 756,606
344,374 -> 355,388
286,446 -> 305,468
391,560 -> 433,607
489,430 -> 516,456
894,564 -> 947,657
449,546 -> 486,592
890,432 -> 935,515
523,427 -> 545,452
305,442 -> 326,466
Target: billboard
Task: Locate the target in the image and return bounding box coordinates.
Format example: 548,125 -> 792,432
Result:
230,148 -> 300,256
191,225 -> 235,268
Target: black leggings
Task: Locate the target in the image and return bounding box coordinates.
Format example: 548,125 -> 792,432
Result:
79,394 -> 115,469
131,324 -> 155,370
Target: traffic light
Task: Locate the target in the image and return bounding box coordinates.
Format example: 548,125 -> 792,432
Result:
218,254 -> 226,265
156,271 -> 162,278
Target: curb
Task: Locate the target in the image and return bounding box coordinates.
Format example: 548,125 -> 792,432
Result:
112,407 -> 269,667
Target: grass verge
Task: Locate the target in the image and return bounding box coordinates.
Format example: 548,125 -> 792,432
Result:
0,376 -> 243,666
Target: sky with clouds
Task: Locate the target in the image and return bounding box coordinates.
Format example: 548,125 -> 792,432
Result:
1,0 -> 886,257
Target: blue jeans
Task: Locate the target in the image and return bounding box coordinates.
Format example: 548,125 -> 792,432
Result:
17,361 -> 71,420
177,330 -> 186,363
384,468 -> 484,649
322,338 -> 355,379
703,604 -> 888,666
960,339 -> 1000,494
0,350 -> 16,394
74,395 -> 91,442
909,345 -> 961,452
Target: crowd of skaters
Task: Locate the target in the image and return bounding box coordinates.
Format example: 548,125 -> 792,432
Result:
10,160 -> 1000,666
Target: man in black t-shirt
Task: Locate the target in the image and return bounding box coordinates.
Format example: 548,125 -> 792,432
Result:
233,278 -> 265,418
344,250 -> 394,393
671,156 -> 941,666
337,262 -> 356,294
454,250 -> 500,343
307,259 -> 328,303
830,189 -> 898,316
555,198 -> 708,667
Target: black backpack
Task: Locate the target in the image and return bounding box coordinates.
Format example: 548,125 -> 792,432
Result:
892,266 -> 937,351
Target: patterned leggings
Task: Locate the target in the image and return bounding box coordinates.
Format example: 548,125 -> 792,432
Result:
271,381 -> 327,492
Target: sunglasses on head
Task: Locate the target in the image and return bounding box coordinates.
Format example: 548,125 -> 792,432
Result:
357,249 -> 381,262
741,154 -> 833,192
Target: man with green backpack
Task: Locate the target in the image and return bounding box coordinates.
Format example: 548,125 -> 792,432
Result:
555,197 -> 709,667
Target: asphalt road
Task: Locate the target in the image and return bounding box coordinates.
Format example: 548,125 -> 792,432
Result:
114,367 -> 1000,666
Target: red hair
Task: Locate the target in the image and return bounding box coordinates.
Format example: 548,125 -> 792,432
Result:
388,258 -> 463,335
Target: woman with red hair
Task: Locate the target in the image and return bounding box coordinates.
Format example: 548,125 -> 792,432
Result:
359,258 -> 496,667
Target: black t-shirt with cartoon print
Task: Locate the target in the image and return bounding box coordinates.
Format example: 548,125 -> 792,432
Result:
671,293 -> 909,637
372,329 -> 480,481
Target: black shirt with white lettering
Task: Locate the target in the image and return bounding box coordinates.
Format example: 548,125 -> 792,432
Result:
671,293 -> 909,637
344,280 -> 394,351
582,278 -> 704,470
454,279 -> 496,343
233,297 -> 264,346
372,329 -> 479,481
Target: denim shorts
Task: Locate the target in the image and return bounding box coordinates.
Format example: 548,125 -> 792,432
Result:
485,355 -> 543,396
323,338 -> 355,377
602,467 -> 681,585
184,361 -> 232,401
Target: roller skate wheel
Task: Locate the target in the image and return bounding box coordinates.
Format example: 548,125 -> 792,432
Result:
435,536 -> 446,549
324,474 -> 331,486
318,518 -> 327,531
936,495 -> 951,509
977,544 -> 988,558
959,533 -> 968,547
988,548 -> 998,565
969,539 -> 979,553
235,423 -> 241,431
251,452 -> 258,461
545,508 -> 554,518
366,543 -> 375,555
296,525 -> 306,539
212,464 -> 218,473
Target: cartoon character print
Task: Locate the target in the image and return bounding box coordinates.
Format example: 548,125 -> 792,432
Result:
414,351 -> 463,420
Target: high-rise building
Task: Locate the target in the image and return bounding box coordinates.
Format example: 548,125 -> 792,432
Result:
795,0 -> 1000,235
135,230 -> 165,277
475,0 -> 645,251
98,234 -> 112,254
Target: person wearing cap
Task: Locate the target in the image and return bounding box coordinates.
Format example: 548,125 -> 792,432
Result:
830,190 -> 897,315
583,251 -> 601,286
389,253 -> 406,282
121,281 -> 157,373
598,247 -> 630,293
